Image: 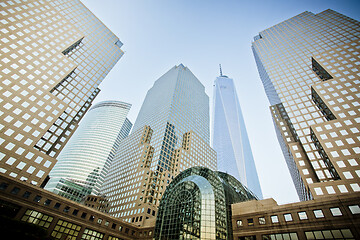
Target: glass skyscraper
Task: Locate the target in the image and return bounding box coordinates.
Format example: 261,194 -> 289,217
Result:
101,64 -> 217,223
45,101 -> 132,202
212,72 -> 263,199
133,64 -> 210,145
252,9 -> 360,201
0,0 -> 124,186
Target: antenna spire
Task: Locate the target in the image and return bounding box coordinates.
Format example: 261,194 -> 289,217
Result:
219,64 -> 223,76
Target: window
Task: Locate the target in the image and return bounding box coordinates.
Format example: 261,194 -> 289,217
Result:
271,215 -> 279,223
247,218 -> 254,226
313,209 -> 324,218
305,229 -> 353,239
22,191 -> 31,199
284,213 -> 293,221
72,209 -> 79,216
81,213 -> 87,219
259,217 -> 266,225
298,211 -> 308,220
63,206 -> 70,213
330,207 -> 342,216
262,233 -> 298,240
54,202 -> 61,209
21,209 -> 53,228
89,215 -> 95,222
81,228 -> 103,240
33,195 -> 42,203
112,223 -> 116,229
108,236 -> 121,240
0,182 -> 9,190
44,199 -> 52,206
348,205 -> 360,214
51,219 -> 81,239
10,187 -> 20,195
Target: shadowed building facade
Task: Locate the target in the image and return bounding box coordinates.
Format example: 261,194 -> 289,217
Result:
212,70 -> 263,199
45,101 -> 132,202
0,0 -> 124,186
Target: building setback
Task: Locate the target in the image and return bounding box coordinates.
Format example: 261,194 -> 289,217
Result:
252,9 -> 360,201
233,9 -> 360,239
212,70 -> 263,199
101,64 -> 217,224
0,0 -> 124,186
45,101 -> 132,202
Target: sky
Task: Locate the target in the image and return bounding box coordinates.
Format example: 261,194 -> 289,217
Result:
82,0 -> 360,204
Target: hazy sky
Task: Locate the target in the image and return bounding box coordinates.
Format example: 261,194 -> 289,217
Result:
82,0 -> 360,204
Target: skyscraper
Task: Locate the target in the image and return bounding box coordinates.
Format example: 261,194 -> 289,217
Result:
101,64 -> 217,224
252,9 -> 360,201
45,101 -> 132,202
212,68 -> 263,199
0,0 -> 124,186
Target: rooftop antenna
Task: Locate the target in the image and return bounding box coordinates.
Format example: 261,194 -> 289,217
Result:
219,64 -> 223,77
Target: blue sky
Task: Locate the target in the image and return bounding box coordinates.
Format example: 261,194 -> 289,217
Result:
82,0 -> 360,204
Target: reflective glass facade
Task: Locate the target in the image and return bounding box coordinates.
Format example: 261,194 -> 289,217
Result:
154,166 -> 257,240
252,10 -> 360,201
0,0 -> 124,186
133,64 -> 210,144
101,64 -> 217,223
45,101 -> 132,202
212,75 -> 263,199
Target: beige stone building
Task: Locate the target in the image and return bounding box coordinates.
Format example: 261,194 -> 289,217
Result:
0,0 -> 124,186
253,9 -> 360,201
235,8 -> 360,240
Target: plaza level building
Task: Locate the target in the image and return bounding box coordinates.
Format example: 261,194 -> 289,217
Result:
0,0 -> 124,187
45,101 -> 132,202
154,167 -> 257,240
100,64 -> 217,224
252,9 -> 360,201
1,166 -> 359,240
232,194 -> 360,239
0,174 -> 154,240
212,70 -> 263,199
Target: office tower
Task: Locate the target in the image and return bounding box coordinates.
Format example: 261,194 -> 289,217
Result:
212,67 -> 263,199
45,101 -> 132,202
154,166 -> 257,240
101,64 -> 217,224
252,9 -> 360,201
0,0 -> 124,186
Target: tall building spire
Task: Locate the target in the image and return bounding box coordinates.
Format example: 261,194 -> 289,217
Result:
219,64 -> 223,76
